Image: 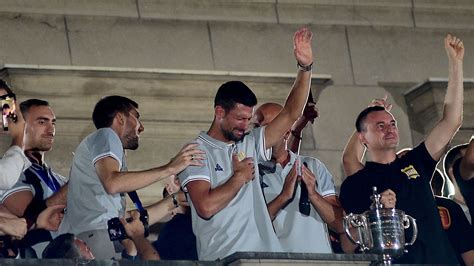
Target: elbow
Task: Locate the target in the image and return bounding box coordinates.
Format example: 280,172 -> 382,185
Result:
194,203 -> 217,220
103,182 -> 120,195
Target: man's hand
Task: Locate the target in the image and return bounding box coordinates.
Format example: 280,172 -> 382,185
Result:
293,27 -> 313,67
120,210 -> 144,241
231,154 -> 254,186
301,164 -> 318,197
280,164 -> 298,202
380,189 -> 396,209
445,34 -> 464,63
7,102 -> 25,147
36,205 -> 65,231
166,143 -> 205,175
293,102 -> 319,132
0,217 -> 27,239
369,95 -> 392,111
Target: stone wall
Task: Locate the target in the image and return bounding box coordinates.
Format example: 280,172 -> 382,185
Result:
0,1 -> 473,205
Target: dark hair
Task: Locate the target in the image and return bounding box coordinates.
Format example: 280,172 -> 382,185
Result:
214,81 -> 257,112
443,143 -> 468,178
355,106 -> 386,132
20,99 -> 50,118
92,95 -> 138,129
430,169 -> 445,197
0,79 -> 13,95
42,233 -> 81,259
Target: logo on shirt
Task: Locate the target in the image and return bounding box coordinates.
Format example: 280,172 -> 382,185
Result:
401,165 -> 420,180
438,206 -> 451,229
215,163 -> 223,172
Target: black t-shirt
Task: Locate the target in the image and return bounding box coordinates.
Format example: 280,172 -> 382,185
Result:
340,143 -> 458,264
152,213 -> 198,260
436,196 -> 474,265
453,158 -> 474,223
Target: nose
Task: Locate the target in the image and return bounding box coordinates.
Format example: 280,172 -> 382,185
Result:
138,121 -> 144,133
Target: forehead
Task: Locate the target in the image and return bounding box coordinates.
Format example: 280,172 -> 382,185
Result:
227,103 -> 254,116
0,88 -> 7,96
366,110 -> 395,123
26,105 -> 55,120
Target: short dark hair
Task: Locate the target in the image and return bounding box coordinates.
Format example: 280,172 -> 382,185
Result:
443,143 -> 468,178
0,79 -> 14,95
20,99 -> 50,118
355,106 -> 386,132
92,95 -> 138,129
42,233 -> 81,259
214,81 -> 257,112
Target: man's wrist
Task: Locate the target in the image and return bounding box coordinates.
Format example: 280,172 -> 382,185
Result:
291,130 -> 302,140
297,61 -> 313,72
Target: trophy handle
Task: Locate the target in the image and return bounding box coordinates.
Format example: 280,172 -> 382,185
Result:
403,214 -> 418,247
343,213 -> 369,251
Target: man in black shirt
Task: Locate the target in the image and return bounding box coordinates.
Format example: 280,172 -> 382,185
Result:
444,138 -> 474,223
339,34 -> 465,264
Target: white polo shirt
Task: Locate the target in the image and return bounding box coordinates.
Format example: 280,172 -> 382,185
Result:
179,127 -> 282,261
261,151 -> 336,253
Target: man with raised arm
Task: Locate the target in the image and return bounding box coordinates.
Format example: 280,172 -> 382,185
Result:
178,27 -> 313,261
339,35 -> 464,264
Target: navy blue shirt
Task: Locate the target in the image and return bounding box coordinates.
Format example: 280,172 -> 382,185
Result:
340,143 -> 457,264
153,214 -> 197,260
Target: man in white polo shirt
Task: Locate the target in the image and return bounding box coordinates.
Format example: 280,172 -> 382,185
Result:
179,27 -> 314,261
60,95 -> 204,259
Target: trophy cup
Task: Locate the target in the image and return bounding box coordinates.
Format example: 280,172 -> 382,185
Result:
343,187 -> 418,265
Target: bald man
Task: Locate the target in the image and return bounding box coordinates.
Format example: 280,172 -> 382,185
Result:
254,102 -> 346,253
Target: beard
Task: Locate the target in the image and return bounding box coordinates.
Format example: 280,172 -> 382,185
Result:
221,127 -> 245,142
123,134 -> 139,150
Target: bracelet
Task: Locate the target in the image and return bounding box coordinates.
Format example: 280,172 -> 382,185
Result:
291,130 -> 302,140
297,62 -> 313,72
171,193 -> 179,208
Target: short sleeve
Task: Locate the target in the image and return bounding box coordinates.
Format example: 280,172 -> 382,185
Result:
253,126 -> 272,162
312,159 -> 336,197
90,128 -> 124,168
0,172 -> 33,203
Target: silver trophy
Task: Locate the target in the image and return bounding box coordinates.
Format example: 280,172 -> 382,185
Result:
343,187 -> 418,265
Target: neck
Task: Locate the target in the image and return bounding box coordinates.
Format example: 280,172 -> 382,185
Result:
207,122 -> 234,144
369,148 -> 397,164
272,145 -> 290,167
25,150 -> 45,165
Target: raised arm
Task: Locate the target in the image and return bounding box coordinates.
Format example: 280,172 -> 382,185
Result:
460,137 -> 474,180
96,143 -> 204,194
0,107 -> 30,190
342,131 -> 366,177
425,35 -> 464,161
265,27 -> 313,148
186,155 -> 253,219
287,102 -> 318,154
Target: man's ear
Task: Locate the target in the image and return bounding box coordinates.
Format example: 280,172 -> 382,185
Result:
358,132 -> 368,148
114,112 -> 126,126
215,106 -> 226,120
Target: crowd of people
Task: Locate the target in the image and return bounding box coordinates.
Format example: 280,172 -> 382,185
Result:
0,27 -> 472,264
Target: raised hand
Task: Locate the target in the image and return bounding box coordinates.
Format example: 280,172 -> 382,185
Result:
445,34 -> 464,62
293,27 -> 313,67
167,143 -> 205,175
231,154 -> 254,186
36,205 -> 65,231
369,95 -> 392,112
